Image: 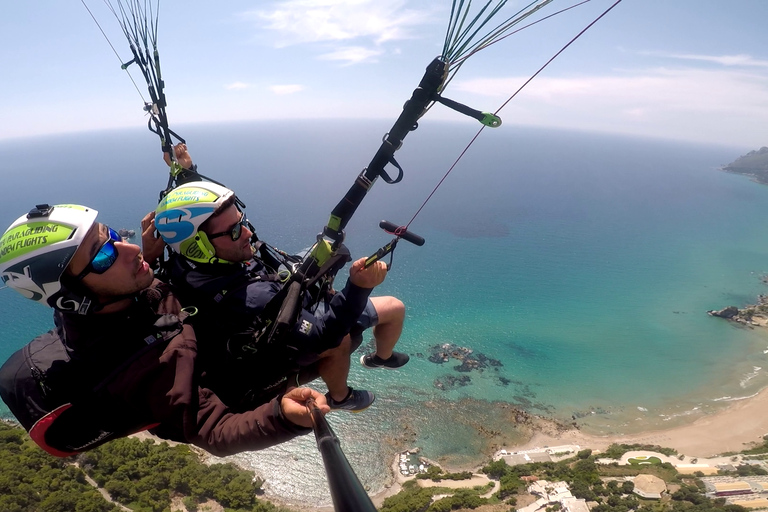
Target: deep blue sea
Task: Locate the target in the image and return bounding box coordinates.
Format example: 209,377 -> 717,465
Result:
1,120 -> 767,506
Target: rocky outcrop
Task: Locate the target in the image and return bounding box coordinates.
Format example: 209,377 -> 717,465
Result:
707,306 -> 739,319
708,295 -> 768,327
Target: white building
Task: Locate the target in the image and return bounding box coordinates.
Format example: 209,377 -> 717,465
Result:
520,480 -> 588,512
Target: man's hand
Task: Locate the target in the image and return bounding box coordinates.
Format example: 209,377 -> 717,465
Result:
163,143 -> 194,169
349,257 -> 387,289
141,211 -> 165,267
281,388 -> 329,428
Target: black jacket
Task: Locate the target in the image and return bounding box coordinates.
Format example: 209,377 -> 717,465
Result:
0,280 -> 310,457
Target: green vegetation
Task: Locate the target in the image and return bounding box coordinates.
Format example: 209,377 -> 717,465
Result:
80,437 -> 282,512
723,147 -> 768,183
0,421 -> 293,512
597,462 -> 680,483
602,444 -> 678,460
739,435 -> 768,456
0,421 -> 121,512
380,478 -> 495,512
415,465 -> 473,481
732,465 -> 768,477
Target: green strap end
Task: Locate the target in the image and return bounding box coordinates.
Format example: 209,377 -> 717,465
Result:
327,215 -> 342,232
480,113 -> 502,128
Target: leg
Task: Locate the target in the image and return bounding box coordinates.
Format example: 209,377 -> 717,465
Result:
359,296 -> 409,369
317,336 -> 376,411
317,336 -> 352,402
369,296 -> 405,359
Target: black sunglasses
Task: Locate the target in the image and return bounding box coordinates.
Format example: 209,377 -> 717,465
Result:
76,227 -> 122,280
208,212 -> 248,242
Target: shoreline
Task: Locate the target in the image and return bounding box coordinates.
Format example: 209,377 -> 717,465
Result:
166,310 -> 768,510
287,383 -> 768,512
512,383 -> 768,458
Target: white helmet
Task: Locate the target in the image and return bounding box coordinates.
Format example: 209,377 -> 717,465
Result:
0,204 -> 98,314
155,181 -> 236,264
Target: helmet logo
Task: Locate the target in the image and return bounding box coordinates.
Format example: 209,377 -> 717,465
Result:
182,239 -> 208,261
55,295 -> 82,313
2,267 -> 45,302
155,205 -> 217,244
0,223 -> 69,265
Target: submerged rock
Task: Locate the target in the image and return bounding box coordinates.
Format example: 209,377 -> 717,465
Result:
433,375 -> 472,390
427,343 -> 502,372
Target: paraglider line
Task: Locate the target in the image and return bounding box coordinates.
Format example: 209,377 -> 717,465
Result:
80,0 -> 147,103
405,0 -> 624,231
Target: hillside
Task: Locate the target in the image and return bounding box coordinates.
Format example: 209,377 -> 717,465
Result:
0,421 -> 293,512
722,146 -> 768,183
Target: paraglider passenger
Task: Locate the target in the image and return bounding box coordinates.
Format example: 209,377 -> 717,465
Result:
153,143 -> 409,413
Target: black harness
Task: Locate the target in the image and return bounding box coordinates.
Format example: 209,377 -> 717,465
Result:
0,308 -> 188,457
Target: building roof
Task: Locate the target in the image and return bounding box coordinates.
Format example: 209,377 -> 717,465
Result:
731,498 -> 768,509
504,452 -> 553,466
633,474 -> 666,499
562,497 -> 590,512
713,482 -> 752,492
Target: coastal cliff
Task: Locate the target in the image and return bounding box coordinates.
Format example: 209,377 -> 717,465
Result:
722,146 -> 768,183
712,147 -> 768,324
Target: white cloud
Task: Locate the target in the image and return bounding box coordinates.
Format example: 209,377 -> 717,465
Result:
450,67 -> 768,146
642,51 -> 768,68
240,0 -> 437,65
318,46 -> 384,65
245,0 -> 434,45
225,82 -> 251,90
270,84 -> 305,95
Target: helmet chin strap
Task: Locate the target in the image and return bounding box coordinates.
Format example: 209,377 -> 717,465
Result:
88,293 -> 141,314
208,256 -> 236,265
58,277 -> 140,315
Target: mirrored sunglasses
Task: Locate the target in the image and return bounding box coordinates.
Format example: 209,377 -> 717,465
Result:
76,227 -> 121,280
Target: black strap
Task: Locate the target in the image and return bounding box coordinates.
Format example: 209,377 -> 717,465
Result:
379,156 -> 404,184
90,313 -> 187,396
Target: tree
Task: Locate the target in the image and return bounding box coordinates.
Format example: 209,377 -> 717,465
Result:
483,459 -> 509,479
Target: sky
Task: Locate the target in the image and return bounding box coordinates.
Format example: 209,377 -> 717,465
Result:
1,0 -> 767,149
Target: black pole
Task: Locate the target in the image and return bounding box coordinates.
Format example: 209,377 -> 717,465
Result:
322,57 -> 448,244
308,399 -> 377,512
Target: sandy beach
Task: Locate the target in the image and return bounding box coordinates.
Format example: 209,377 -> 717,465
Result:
359,379 -> 768,510
514,384 -> 768,458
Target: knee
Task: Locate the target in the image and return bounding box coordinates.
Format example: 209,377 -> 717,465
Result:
337,335 -> 353,354
319,335 -> 352,358
376,296 -> 405,324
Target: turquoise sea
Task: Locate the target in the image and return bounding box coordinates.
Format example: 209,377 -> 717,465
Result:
1,120 -> 767,506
